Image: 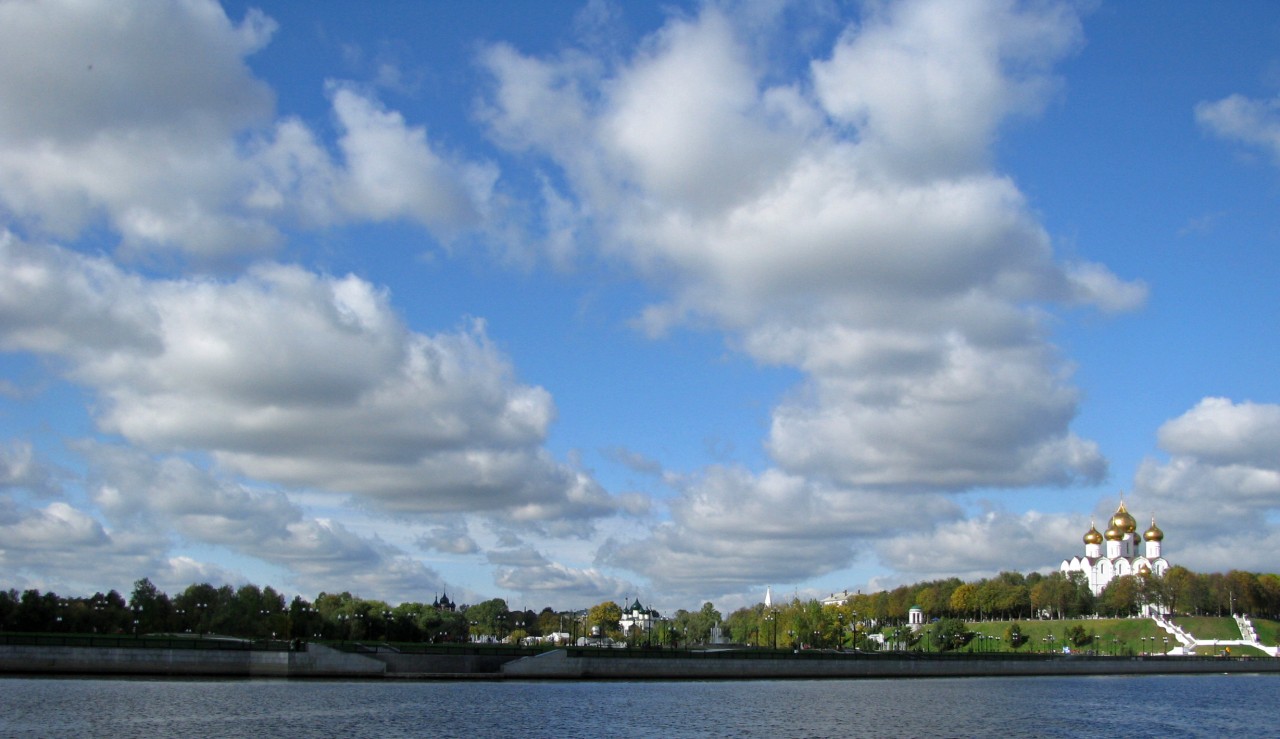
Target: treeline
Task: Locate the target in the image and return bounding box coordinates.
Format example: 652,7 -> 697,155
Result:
721,567 -> 1280,650
5,567 -> 1279,645
0,576 -> 728,648
0,579 -> 544,643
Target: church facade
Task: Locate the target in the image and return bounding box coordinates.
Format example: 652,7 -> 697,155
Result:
1060,501 -> 1168,598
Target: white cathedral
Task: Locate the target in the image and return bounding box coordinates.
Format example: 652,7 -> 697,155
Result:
1060,500 -> 1168,597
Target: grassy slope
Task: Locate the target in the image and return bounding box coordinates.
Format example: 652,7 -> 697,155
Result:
922,616 -> 1257,656
1253,618 -> 1280,646
1173,616 -> 1240,641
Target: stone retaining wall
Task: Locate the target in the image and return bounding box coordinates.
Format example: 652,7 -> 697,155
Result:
0,643 -> 384,678
502,649 -> 1280,680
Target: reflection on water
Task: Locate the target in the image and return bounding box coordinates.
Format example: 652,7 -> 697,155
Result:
2,673 -> 1276,738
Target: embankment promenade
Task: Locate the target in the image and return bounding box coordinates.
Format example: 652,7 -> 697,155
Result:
4,639 -> 1280,680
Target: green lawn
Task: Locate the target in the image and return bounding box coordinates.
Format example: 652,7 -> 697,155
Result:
1250,618 -> 1280,647
908,616 -> 1264,656
1173,616 -> 1240,641
941,617 -> 1231,656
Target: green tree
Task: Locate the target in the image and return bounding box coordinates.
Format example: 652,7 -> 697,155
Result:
1004,623 -> 1025,649
1099,575 -> 1139,617
949,583 -> 977,618
588,600 -> 622,639
466,598 -> 511,640
0,589 -> 16,630
1064,623 -> 1091,648
932,617 -> 968,651
128,577 -> 171,634
724,605 -> 762,645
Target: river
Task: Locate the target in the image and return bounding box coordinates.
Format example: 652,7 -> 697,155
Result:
3,673 -> 1277,737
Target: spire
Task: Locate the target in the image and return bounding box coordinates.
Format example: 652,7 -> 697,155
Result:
765,586 -> 772,608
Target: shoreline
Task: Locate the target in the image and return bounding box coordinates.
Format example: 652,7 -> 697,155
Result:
4,643 -> 1279,681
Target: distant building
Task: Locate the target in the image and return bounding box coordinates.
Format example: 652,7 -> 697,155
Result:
1060,500 -> 1169,601
619,598 -> 659,635
432,592 -> 456,612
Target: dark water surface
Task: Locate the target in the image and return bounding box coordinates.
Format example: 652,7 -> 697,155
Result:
3,673 -> 1278,738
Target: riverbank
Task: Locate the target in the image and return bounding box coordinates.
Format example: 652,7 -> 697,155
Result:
502,648 -> 1280,680
4,642 -> 1280,680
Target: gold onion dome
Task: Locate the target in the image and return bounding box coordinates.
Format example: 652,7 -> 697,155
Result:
1104,525 -> 1124,541
1083,523 -> 1103,545
1109,501 -> 1137,534
1144,517 -> 1164,542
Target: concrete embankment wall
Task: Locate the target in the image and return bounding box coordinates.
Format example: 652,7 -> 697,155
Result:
503,650 -> 1280,680
370,651 -> 514,677
0,643 -> 385,678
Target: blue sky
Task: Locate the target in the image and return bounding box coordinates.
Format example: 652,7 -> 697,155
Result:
1,0 -> 1278,613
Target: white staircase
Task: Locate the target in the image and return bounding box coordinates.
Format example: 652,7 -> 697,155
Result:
1153,613 -> 1279,657
1152,614 -> 1195,654
1235,614 -> 1279,657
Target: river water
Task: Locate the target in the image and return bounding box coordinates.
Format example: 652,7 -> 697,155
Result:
2,673 -> 1277,738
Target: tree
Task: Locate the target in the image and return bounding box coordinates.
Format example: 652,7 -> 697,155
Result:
1066,570 -> 1095,617
1099,575 -> 1139,617
724,605 -> 762,645
588,600 -> 622,639
128,577 -> 172,634
1004,623 -> 1025,650
1031,573 -> 1074,619
949,583 -> 977,618
0,589 -> 15,630
536,607 -> 562,638
932,617 -> 968,651
1063,624 -> 1091,648
466,598 -> 510,640
1163,565 -> 1198,615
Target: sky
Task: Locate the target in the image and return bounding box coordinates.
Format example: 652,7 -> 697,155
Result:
1,0 -> 1278,614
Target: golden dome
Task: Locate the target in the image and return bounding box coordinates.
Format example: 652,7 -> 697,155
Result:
1083,523 -> 1103,545
1104,525 -> 1124,541
1109,501 -> 1137,534
1144,517 -> 1164,542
